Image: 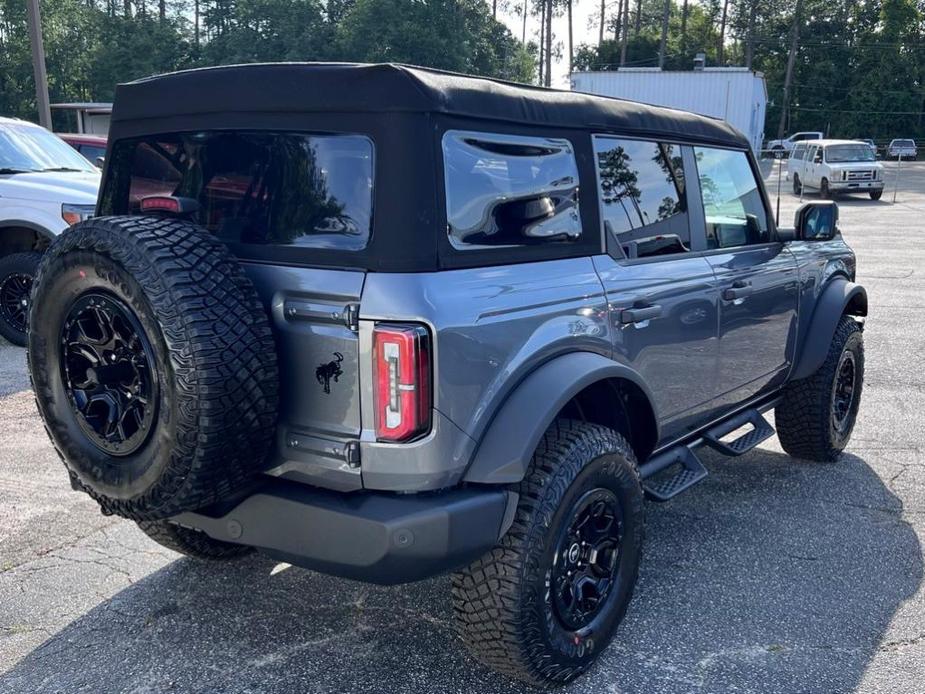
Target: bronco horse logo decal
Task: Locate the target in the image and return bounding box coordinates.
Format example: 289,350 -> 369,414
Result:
316,352 -> 344,394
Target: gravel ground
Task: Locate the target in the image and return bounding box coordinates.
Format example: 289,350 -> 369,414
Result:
1,161 -> 923,693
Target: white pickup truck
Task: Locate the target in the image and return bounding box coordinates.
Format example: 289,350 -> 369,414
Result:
766,131 -> 823,154
789,139 -> 884,201
0,117 -> 100,345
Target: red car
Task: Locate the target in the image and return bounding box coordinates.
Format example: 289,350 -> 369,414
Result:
58,134 -> 107,167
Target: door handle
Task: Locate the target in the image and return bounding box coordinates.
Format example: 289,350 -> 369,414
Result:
620,304 -> 663,324
723,280 -> 753,301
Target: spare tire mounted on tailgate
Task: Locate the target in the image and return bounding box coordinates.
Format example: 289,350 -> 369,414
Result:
28,216 -> 279,520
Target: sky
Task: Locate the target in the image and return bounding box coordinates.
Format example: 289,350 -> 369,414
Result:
496,0 -> 604,88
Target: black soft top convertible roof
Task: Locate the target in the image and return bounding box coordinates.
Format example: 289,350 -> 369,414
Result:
112,62 -> 748,149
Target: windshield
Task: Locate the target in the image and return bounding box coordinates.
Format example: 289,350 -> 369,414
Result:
0,124 -> 96,173
825,145 -> 876,163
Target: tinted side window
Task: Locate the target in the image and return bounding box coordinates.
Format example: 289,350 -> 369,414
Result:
693,147 -> 770,249
791,144 -> 806,160
107,131 -> 373,251
442,131 -> 581,249
593,136 -> 689,259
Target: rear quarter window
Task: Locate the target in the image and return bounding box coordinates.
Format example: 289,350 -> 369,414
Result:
101,131 -> 374,252
442,130 -> 582,250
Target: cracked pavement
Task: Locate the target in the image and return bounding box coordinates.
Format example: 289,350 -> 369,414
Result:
2,161 -> 924,693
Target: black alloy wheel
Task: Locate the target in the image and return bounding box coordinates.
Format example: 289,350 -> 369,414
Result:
0,252 -> 42,346
550,488 -> 623,631
831,349 -> 858,440
0,272 -> 32,336
60,292 -> 159,456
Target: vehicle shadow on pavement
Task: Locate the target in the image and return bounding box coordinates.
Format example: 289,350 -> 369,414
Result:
1,449 -> 921,694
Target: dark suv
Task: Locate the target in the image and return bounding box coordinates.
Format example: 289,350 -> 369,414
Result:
28,63 -> 866,686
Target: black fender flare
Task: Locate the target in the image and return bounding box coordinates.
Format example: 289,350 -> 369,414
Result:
463,351 -> 659,484
791,278 -> 867,381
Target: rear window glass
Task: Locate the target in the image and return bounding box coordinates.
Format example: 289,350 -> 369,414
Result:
102,131 -> 373,251
442,130 -> 581,249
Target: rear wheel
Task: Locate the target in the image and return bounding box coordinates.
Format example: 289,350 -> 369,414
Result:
776,316 -> 864,462
452,420 -> 644,686
137,520 -> 253,560
0,252 -> 41,346
28,216 -> 279,520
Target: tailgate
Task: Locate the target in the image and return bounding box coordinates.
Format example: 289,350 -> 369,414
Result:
242,262 -> 365,491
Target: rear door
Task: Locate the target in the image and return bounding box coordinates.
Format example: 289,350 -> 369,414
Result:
108,130 -> 375,491
691,146 -> 799,409
592,136 -> 721,441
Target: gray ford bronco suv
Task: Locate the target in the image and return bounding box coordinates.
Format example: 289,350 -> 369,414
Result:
28,63 -> 867,686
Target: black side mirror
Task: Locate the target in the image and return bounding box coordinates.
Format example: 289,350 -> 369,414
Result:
813,152 -> 823,163
795,201 -> 838,241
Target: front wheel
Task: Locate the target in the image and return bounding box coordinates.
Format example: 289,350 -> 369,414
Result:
819,178 -> 831,199
870,189 -> 883,200
452,420 -> 644,686
0,252 -> 41,346
776,316 -> 864,461
792,174 -> 802,195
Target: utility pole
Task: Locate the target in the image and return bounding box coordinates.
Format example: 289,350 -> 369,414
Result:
567,0 -> 574,77
777,0 -> 804,139
25,0 -> 52,129
717,0 -> 729,65
658,0 -> 670,68
745,0 -> 757,69
619,0 -> 628,66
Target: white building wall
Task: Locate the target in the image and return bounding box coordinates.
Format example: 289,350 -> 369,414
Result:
570,68 -> 768,154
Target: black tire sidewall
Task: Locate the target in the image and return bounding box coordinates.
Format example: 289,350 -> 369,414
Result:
523,446 -> 644,674
30,249 -> 179,500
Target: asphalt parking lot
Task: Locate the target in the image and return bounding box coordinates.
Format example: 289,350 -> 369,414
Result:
2,161 -> 924,694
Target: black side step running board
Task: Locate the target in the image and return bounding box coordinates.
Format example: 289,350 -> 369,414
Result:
639,407 -> 776,502
702,409 -> 775,457
639,446 -> 708,502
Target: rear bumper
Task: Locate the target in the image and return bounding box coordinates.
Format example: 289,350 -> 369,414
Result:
174,481 -> 515,585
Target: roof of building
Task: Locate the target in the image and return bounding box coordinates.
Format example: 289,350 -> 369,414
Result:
111,62 -> 749,149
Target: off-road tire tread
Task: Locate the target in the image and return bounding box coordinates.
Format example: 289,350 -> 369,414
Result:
776,315 -> 863,461
29,215 -> 278,520
451,419 -> 642,687
0,251 -> 42,346
136,519 -> 253,560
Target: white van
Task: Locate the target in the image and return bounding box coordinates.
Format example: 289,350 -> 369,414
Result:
790,139 -> 884,201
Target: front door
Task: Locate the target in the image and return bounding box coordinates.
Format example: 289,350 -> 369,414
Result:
691,146 -> 800,409
592,136 -> 720,442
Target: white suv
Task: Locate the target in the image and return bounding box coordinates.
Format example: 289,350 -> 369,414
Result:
0,117 -> 100,345
766,131 -> 823,154
789,139 -> 885,201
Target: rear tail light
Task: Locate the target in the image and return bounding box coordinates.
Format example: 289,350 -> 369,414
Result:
139,195 -> 200,215
373,323 -> 431,442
